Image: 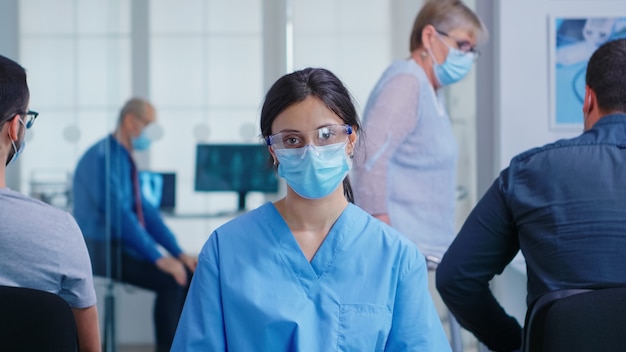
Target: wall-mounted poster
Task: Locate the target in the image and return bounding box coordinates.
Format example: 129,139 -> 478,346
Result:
550,16 -> 626,130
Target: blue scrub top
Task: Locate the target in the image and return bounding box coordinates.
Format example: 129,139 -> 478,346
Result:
172,202 -> 450,351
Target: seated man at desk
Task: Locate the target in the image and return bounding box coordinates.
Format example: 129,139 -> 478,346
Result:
73,97 -> 197,352
436,38 -> 626,351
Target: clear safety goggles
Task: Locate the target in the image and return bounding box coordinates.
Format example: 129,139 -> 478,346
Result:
266,124 -> 353,150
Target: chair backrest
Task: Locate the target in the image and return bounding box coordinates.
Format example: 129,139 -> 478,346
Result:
0,285 -> 79,352
522,287 -> 626,352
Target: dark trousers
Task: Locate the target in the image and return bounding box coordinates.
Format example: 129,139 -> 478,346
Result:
87,240 -> 190,352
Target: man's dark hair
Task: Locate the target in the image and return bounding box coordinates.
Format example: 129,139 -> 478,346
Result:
0,55 -> 29,129
586,38 -> 626,113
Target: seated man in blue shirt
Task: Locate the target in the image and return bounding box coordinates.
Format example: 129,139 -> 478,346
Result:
73,98 -> 197,352
436,38 -> 626,351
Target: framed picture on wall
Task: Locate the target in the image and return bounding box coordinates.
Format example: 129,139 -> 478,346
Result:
549,16 -> 626,130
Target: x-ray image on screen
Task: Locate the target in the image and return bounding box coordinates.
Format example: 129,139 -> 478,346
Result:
194,144 -> 279,211
139,171 -> 177,212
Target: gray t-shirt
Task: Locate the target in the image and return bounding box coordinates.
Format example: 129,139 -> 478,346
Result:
0,187 -> 96,308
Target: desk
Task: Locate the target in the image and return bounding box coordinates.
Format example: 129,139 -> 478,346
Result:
162,212 -> 240,256
162,210 -> 246,219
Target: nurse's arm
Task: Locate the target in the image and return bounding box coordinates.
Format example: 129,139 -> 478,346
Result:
385,257 -> 452,351
171,236 -> 226,351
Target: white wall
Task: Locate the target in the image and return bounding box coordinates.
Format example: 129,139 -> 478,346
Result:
496,0 -> 626,170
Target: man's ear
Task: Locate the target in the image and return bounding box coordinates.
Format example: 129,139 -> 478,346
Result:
583,86 -> 594,115
6,115 -> 21,141
123,112 -> 139,127
583,86 -> 602,131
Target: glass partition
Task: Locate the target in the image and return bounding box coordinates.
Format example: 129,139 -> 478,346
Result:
148,0 -> 266,256
16,0 -> 482,350
19,0 -> 131,350
291,0 -> 392,110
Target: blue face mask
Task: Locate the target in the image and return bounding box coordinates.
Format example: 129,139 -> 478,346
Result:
6,119 -> 26,167
431,41 -> 475,87
274,142 -> 351,199
6,139 -> 25,167
132,129 -> 151,151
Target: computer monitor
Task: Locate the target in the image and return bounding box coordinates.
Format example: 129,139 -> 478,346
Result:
194,143 -> 279,211
139,171 -> 177,213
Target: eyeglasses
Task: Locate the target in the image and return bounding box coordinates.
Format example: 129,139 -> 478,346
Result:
20,110 -> 38,129
133,115 -> 152,129
266,124 -> 353,150
436,29 -> 480,59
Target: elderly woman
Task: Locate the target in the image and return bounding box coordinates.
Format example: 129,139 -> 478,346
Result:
352,0 -> 488,262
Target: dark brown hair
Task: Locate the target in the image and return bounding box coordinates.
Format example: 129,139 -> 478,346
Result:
260,68 -> 361,202
0,55 -> 29,129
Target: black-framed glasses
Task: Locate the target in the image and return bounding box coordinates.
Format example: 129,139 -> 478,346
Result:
21,110 -> 38,129
436,29 -> 480,58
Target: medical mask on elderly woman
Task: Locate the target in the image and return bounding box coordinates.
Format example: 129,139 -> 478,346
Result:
430,36 -> 475,86
274,142 -> 351,199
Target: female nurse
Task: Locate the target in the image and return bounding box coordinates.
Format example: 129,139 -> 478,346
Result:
171,67 -> 451,351
351,0 -> 488,262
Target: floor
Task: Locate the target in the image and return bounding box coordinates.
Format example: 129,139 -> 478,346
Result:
118,346 -> 153,352
428,271 -> 485,352
116,344 -> 485,352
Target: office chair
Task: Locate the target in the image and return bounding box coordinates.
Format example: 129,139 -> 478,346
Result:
0,285 -> 79,352
522,286 -> 626,352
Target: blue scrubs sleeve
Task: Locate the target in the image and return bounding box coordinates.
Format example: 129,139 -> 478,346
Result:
171,234 -> 225,351
386,255 -> 452,351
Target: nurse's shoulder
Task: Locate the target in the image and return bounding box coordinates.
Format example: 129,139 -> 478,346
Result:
197,202 -> 278,258
350,204 -> 425,264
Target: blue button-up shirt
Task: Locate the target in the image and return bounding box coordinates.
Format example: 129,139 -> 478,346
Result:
73,134 -> 182,263
437,114 -> 626,351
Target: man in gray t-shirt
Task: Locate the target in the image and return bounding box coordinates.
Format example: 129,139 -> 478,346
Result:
0,54 -> 101,351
